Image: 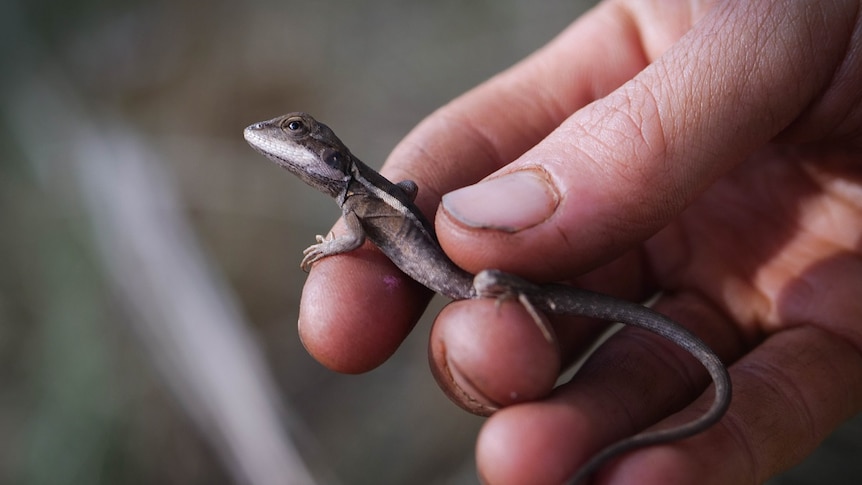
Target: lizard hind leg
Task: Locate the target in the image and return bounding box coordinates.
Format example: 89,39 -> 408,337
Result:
517,293 -> 555,343
473,269 -> 555,343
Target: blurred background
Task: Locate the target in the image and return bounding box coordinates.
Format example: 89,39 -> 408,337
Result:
0,0 -> 858,484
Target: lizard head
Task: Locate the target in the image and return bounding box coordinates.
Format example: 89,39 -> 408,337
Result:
244,112 -> 352,197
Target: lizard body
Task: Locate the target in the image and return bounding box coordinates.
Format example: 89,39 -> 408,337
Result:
244,112 -> 731,484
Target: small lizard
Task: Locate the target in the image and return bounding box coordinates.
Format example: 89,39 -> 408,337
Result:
244,112 -> 731,484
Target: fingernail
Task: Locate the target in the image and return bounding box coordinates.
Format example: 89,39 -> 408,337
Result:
441,169 -> 559,232
445,356 -> 500,415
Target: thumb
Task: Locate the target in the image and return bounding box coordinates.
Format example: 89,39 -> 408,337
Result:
437,0 -> 852,281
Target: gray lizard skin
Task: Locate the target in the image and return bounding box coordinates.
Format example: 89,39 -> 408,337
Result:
244,112 -> 732,484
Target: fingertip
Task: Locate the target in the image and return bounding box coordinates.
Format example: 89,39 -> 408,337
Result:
297,246 -> 430,373
477,402 -> 586,485
428,299 -> 561,415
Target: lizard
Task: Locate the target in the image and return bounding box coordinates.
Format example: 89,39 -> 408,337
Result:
243,112 -> 732,484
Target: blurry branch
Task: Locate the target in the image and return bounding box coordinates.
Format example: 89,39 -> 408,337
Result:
5,71 -> 325,485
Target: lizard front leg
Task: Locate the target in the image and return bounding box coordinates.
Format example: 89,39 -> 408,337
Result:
301,210 -> 365,271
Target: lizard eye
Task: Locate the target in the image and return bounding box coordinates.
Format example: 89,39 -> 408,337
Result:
282,117 -> 308,134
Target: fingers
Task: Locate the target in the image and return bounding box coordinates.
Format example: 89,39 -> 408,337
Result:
670,327 -> 862,485
428,250 -> 653,412
475,298 -> 862,485
298,2 -> 659,370
436,0 -> 859,280
474,290 -> 741,484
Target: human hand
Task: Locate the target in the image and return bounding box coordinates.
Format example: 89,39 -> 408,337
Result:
298,1 -> 862,483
